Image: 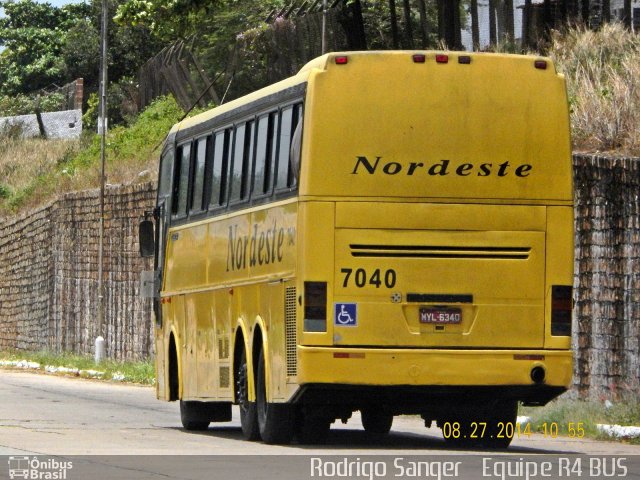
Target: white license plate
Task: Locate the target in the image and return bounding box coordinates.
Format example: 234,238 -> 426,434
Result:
419,307 -> 462,324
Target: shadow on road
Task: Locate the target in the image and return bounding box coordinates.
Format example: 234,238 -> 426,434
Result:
166,425 -> 578,454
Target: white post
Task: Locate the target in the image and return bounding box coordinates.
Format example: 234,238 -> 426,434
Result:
95,336 -> 105,364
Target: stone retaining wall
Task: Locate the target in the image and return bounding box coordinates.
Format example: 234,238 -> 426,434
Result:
0,184 -> 154,360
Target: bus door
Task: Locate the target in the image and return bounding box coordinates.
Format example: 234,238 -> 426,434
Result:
154,146 -> 175,400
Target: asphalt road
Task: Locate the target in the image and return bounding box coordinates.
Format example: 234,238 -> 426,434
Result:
1,369 -> 638,480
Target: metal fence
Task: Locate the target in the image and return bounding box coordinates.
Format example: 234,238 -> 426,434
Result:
138,1 -> 638,111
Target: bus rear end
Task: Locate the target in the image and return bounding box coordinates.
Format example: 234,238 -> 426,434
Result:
294,52 -> 573,447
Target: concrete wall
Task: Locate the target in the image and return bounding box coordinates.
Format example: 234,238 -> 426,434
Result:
0,155 -> 638,397
0,110 -> 83,140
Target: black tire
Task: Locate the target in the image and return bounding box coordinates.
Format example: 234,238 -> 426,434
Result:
256,350 -> 294,444
361,409 -> 393,435
481,400 -> 518,449
236,348 -> 259,440
180,400 -> 210,431
295,411 -> 332,445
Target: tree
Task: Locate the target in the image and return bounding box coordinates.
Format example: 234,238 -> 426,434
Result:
503,0 -> 514,44
623,0 -> 631,29
602,0 -> 610,23
388,0 -> 400,48
416,0 -> 429,48
0,0 -> 92,95
489,0 -> 497,45
401,0 -> 414,48
470,0 -> 479,50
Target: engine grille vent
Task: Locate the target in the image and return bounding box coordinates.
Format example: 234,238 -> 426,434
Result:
285,286 -> 298,377
350,244 -> 530,260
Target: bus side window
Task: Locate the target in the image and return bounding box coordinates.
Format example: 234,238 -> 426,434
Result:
289,103 -> 303,185
172,142 -> 191,218
229,121 -> 254,204
210,129 -> 230,209
276,103 -> 302,191
190,135 -> 209,214
253,112 -> 276,197
275,106 -> 293,190
158,148 -> 174,199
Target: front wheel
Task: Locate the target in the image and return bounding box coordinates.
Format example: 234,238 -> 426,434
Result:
361,409 -> 393,435
236,348 -> 259,440
256,349 -> 294,444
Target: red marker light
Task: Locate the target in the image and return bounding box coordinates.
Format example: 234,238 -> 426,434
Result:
413,54 -> 426,63
534,60 -> 548,70
458,56 -> 472,64
436,54 -> 449,64
335,56 -> 348,65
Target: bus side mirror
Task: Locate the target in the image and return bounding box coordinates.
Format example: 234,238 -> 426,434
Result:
139,220 -> 155,258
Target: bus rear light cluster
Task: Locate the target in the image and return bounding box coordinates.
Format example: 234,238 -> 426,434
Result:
304,281 -> 327,332
435,54 -> 449,64
551,285 -> 573,336
335,56 -> 348,65
535,60 -> 548,70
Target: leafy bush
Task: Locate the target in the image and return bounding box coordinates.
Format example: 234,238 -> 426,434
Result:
0,92 -> 67,116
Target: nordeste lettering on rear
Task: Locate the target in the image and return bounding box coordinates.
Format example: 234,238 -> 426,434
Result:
351,156 -> 533,178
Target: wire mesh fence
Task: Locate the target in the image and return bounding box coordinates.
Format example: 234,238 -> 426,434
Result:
138,0 -> 638,111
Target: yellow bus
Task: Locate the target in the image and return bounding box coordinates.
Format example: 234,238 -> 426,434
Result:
139,51 -> 574,448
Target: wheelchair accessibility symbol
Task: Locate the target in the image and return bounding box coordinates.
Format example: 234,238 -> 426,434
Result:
334,303 -> 357,326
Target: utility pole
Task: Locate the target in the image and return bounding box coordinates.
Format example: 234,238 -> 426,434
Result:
98,0 -> 108,341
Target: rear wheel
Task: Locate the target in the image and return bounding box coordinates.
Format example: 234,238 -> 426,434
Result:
180,401 -> 210,431
440,416 -> 476,448
361,409 -> 393,435
295,411 -> 332,444
236,348 -> 259,440
256,349 -> 294,444
481,400 -> 518,449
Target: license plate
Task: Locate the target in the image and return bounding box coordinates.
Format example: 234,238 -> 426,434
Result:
419,307 -> 462,324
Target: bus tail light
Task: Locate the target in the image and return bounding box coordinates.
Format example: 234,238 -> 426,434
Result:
551,285 -> 572,336
436,54 -> 449,64
413,54 -> 426,63
304,281 -> 327,332
535,60 -> 548,70
335,56 -> 348,65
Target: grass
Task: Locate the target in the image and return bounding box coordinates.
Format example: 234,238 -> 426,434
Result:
0,95 -> 187,216
521,396 -> 640,445
0,349 -> 155,385
549,23 -> 640,156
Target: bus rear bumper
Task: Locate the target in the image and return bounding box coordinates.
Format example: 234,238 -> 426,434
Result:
294,346 -> 572,406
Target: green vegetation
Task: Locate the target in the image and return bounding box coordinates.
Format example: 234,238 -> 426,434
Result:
0,0 -> 162,124
0,349 -> 155,385
0,95 -> 185,215
521,397 -> 640,445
